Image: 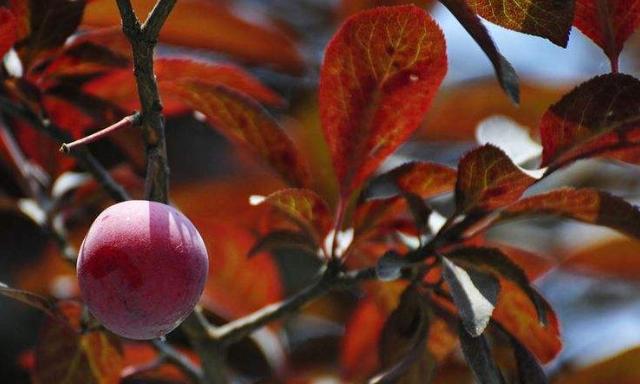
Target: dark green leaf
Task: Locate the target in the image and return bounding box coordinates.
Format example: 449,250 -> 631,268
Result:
402,192 -> 432,235
371,286 -> 432,384
499,188 -> 640,240
464,0 -> 575,47
248,230 -> 317,257
446,247 -> 547,325
0,282 -> 59,319
442,257 -> 499,337
458,321 -> 505,384
540,74 -> 640,170
439,0 -> 519,103
18,0 -> 86,62
512,334 -> 548,384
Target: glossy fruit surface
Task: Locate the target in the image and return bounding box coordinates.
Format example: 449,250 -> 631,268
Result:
77,200 -> 208,339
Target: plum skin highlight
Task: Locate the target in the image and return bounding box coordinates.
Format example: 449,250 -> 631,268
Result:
77,200 -> 208,340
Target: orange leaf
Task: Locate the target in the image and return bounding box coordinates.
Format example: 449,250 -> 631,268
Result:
500,188 -> 640,239
417,78 -> 566,141
562,236 -> 640,281
341,295 -> 458,381
319,5 -> 447,197
466,0 -> 574,47
121,342 -> 199,381
258,188 -> 333,243
0,7 -> 17,57
574,0 -> 640,72
163,80 -> 310,188
540,73 -> 640,170
492,279 -> 561,363
171,177 -> 285,228
554,346 -> 640,384
432,259 -> 561,363
34,304 -> 123,384
193,219 -> 284,320
455,144 -> 536,213
82,0 -> 303,73
390,161 -> 457,198
352,196 -> 411,241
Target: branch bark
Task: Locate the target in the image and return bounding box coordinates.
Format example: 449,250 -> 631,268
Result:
211,265 -> 376,347
116,0 -> 175,203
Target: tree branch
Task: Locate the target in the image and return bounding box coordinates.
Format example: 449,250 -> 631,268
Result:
142,0 -> 177,38
116,0 -> 175,203
211,265 -> 376,347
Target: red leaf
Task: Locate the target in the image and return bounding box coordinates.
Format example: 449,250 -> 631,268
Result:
0,8 -> 17,58
338,0 -> 434,19
319,5 -> 447,197
341,298 -> 387,380
38,28 -> 131,83
455,144 -> 536,213
82,0 -> 304,73
465,0 -> 575,47
13,120 -> 75,177
162,80 -> 310,188
391,161 -> 457,198
540,73 -> 640,169
42,96 -> 95,140
500,188 -> 640,239
84,57 -> 285,111
352,196 -> 413,241
15,0 -> 86,66
257,188 -> 333,244
574,0 -> 640,72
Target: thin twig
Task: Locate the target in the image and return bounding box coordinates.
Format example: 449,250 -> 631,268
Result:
152,339 -> 204,383
61,114 -> 140,154
0,96 -> 130,202
0,116 -> 47,204
141,0 -> 177,38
